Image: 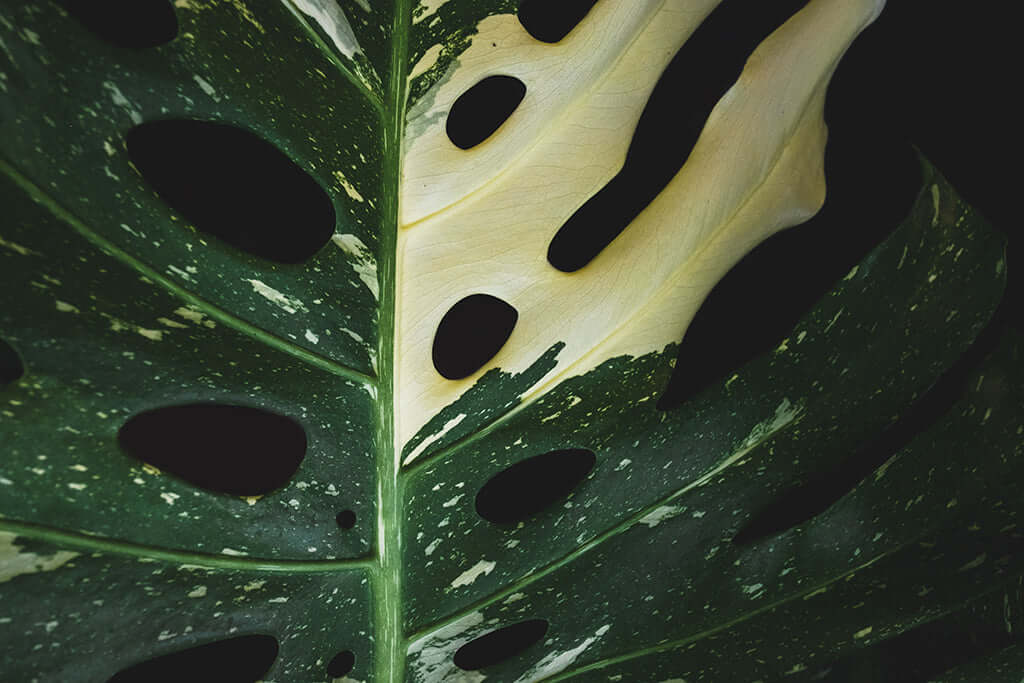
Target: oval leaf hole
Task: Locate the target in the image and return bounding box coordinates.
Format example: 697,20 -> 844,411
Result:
453,619 -> 549,671
476,448 -> 596,525
57,0 -> 178,49
326,650 -> 355,678
126,120 -> 336,264
118,404 -> 307,496
807,604 -> 1018,683
108,634 -> 278,683
547,0 -> 811,272
446,76 -> 526,150
433,294 -> 518,380
518,0 -> 599,43
0,338 -> 24,387
335,509 -> 357,530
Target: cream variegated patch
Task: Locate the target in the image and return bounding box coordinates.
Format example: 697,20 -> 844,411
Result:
397,0 -> 886,459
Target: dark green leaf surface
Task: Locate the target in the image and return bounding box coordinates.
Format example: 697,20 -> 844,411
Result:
1,2 -> 1020,682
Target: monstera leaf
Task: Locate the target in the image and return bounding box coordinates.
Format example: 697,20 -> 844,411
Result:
1,1 -> 1021,681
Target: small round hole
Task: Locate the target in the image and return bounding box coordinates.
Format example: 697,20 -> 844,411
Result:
335,510 -> 356,530
326,650 -> 355,678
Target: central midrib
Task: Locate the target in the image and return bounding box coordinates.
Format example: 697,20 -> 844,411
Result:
374,1 -> 411,681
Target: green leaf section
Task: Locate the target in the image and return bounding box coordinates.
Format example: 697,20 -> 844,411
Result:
1,1 -> 1020,682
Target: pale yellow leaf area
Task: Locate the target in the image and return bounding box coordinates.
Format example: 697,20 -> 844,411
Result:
398,0 -> 886,459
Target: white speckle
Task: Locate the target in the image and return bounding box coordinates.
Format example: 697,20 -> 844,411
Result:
403,413 -> 467,466
614,458 -> 632,471
192,74 -> 219,101
157,317 -> 189,329
288,498 -> 300,509
243,579 -> 267,592
442,494 -> 463,508
20,28 -> 41,45
331,234 -> 379,300
959,553 -> 986,572
244,279 -> 309,314
0,236 -> 38,256
0,532 -> 80,584
450,560 -> 496,588
326,484 -> 339,497
174,307 -> 207,324
188,586 -> 207,598
340,328 -> 364,343
167,264 -> 195,283
425,539 -> 441,556
137,328 -> 163,341
221,548 -> 248,556
854,626 -> 872,639
503,592 -> 526,605
55,301 -> 79,313
0,477 -> 12,485
102,81 -> 142,124
67,483 -> 86,491
103,141 -> 117,156
410,43 -> 442,81
823,308 -> 844,333
333,170 -> 365,203
304,329 -> 320,344
43,620 -> 59,633
742,583 -> 764,597
160,492 -> 180,505
268,596 -> 288,603
638,505 -> 684,528
413,0 -> 451,24
515,624 -> 610,682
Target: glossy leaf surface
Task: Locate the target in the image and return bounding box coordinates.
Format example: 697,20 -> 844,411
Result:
1,1 -> 1020,682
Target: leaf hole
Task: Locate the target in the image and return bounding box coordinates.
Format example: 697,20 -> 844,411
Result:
326,650 -> 355,678
806,605 -> 1020,683
126,120 -> 336,264
107,634 -> 278,682
453,619 -> 549,671
547,0 -> 812,272
517,0 -> 599,43
117,403 -> 307,497
56,0 -> 178,49
446,76 -> 527,150
0,338 -> 25,387
432,294 -> 518,380
335,509 -> 356,530
732,295 -> 1009,546
476,448 -> 596,525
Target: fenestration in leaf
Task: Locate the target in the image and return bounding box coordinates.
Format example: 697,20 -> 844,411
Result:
0,2 -> 1018,683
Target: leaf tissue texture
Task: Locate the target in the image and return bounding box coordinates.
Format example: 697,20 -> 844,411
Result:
0,1 -> 1020,682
